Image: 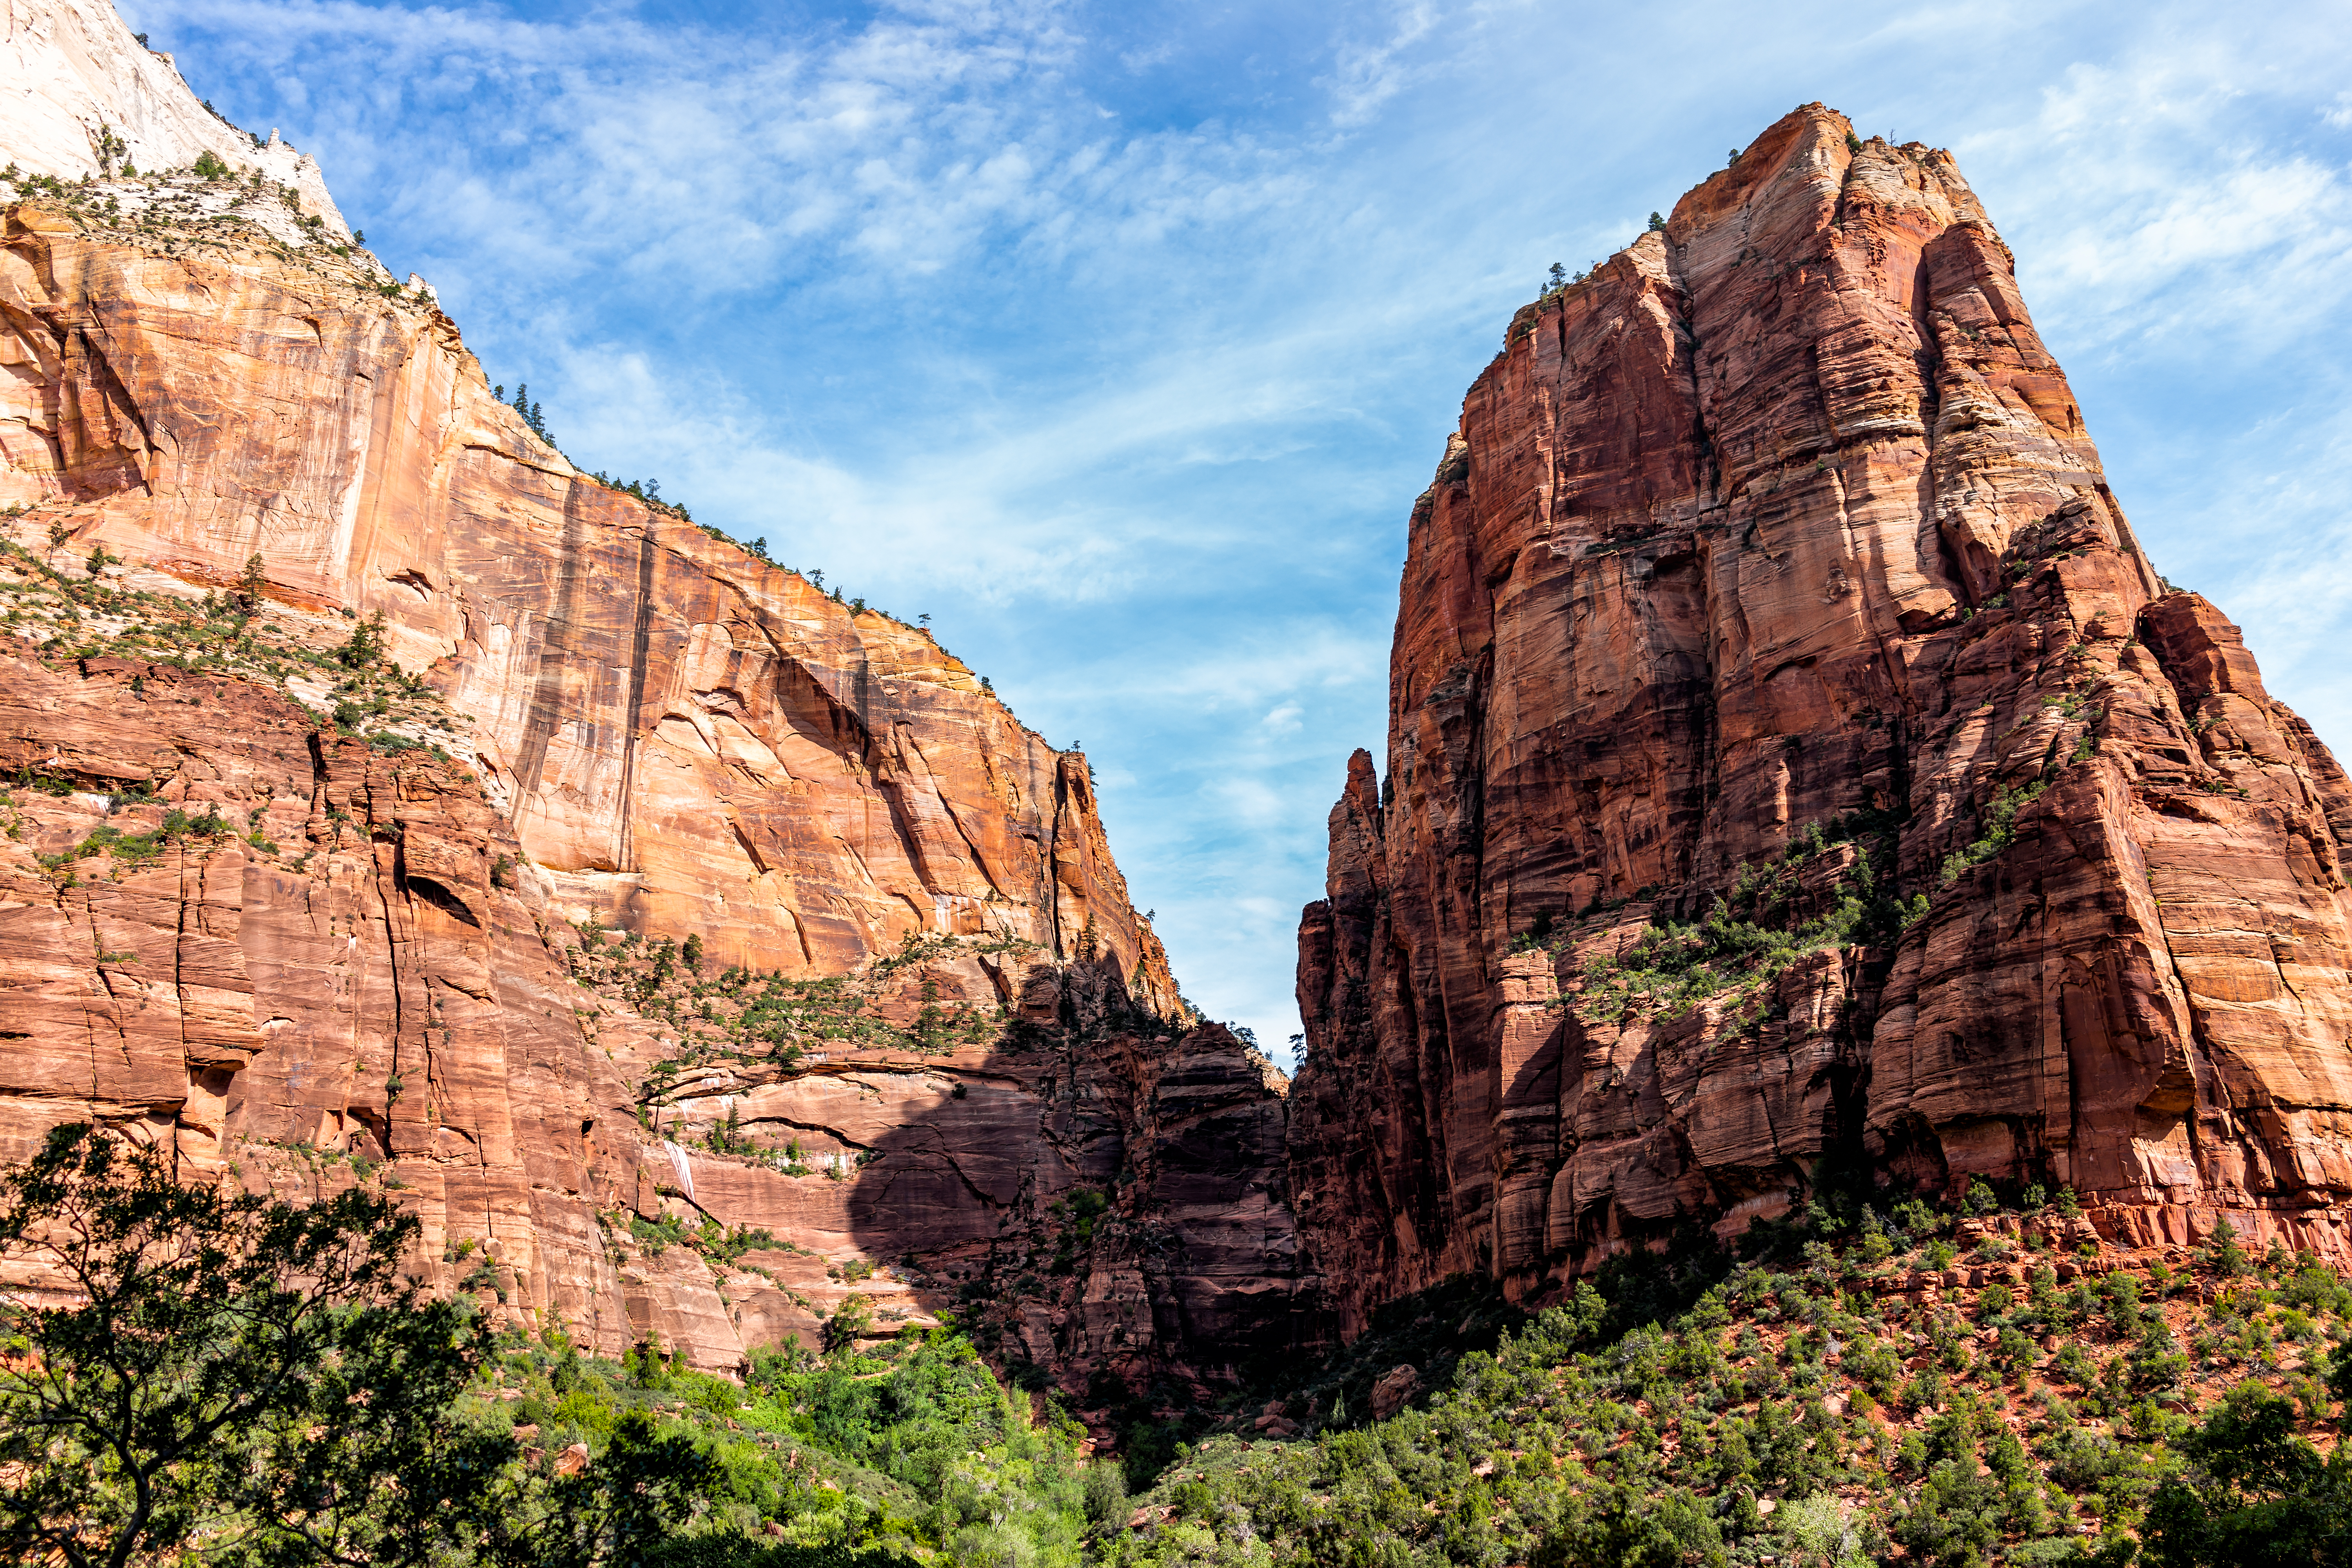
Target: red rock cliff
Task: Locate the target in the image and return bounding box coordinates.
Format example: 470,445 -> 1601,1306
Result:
0,193 -> 1169,1002
1293,103 -> 2352,1334
0,0 -> 1316,1395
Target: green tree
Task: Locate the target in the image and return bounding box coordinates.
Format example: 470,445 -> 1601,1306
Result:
823,1294 -> 874,1355
236,551 -> 267,613
335,610 -> 387,669
492,1412 -> 714,1568
2142,1388 -> 2352,1568
0,1122 -> 512,1568
1539,1484 -> 1726,1568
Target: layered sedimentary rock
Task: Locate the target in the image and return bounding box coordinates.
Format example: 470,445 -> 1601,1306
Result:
0,646 -> 1309,1385
650,1004 -> 1306,1391
1294,103 -> 2352,1334
0,0 -> 1162,991
0,652 -> 648,1345
0,0 -> 1314,1392
0,195 -> 1168,1003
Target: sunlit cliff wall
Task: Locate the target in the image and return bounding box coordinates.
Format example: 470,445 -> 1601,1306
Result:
1293,104 -> 2352,1333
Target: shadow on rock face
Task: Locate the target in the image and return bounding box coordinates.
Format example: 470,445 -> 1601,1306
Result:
637,948 -> 1325,1417
839,955 -> 1325,1410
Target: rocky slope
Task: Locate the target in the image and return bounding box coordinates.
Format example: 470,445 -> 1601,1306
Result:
1293,103 -> 2352,1335
1,0 -> 348,234
0,0 -> 1311,1399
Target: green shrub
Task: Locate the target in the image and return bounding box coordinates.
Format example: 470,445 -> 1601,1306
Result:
1576,815 -> 1926,1024
1940,782 -> 2048,884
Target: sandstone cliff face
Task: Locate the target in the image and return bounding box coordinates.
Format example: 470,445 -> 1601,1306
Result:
644,1008 -> 1307,1395
1294,104 -> 2352,1334
0,2 -> 1316,1394
2,0 -> 349,234
0,197 -> 1169,1005
0,650 -> 649,1348
0,643 -> 1310,1388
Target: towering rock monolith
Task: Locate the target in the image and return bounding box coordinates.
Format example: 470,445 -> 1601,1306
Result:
1293,103 -> 2352,1334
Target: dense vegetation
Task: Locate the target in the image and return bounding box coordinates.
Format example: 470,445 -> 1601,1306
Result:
476,1318 -> 1100,1566
9,1121 -> 2352,1566
0,1123 -> 1100,1568
1104,1192 -> 2352,1568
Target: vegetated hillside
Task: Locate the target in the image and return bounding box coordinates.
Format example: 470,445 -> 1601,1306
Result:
1293,100 -> 2352,1336
454,1322 -> 1106,1567
1106,1189 -> 2350,1567
9,1105 -> 2343,1568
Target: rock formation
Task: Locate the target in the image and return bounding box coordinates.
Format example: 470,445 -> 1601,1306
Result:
2,0 -> 348,234
0,198 -> 1166,1000
1294,104 -> 2352,1334
0,0 -> 1312,1399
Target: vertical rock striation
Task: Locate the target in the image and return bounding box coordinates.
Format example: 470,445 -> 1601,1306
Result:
0,653 -> 646,1347
0,0 -> 1319,1393
0,198 -> 1169,1002
1293,104 -> 2352,1334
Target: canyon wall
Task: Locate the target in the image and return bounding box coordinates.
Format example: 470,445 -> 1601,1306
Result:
0,192 -> 1171,1001
0,647 -> 1306,1390
1293,103 -> 2352,1334
0,0 -> 1312,1398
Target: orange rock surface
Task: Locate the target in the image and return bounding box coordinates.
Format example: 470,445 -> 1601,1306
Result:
1293,104 -> 2352,1334
0,199 -> 1169,1005
0,2 -> 1323,1392
0,653 -> 652,1343
0,581 -> 1308,1388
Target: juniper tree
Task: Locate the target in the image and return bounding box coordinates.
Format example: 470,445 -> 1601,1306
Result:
0,1125 -> 717,1568
235,551 -> 266,613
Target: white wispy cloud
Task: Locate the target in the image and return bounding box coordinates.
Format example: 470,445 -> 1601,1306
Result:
1324,1 -> 1442,127
121,0 -> 2352,1054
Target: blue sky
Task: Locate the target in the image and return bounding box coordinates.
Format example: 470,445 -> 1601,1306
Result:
121,0 -> 2352,1059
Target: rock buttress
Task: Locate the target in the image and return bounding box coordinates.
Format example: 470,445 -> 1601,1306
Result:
1291,103 -> 2352,1335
